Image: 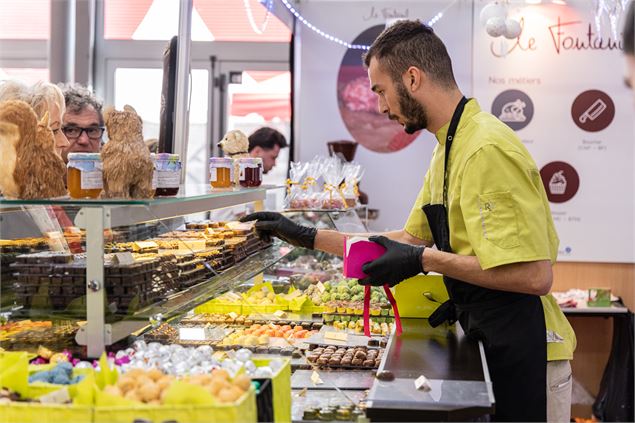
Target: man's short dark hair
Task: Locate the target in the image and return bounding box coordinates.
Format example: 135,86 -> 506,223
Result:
248,127 -> 288,152
58,83 -> 104,125
363,20 -> 457,88
625,1 -> 634,56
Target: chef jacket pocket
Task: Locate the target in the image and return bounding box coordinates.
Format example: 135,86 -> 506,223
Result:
478,191 -> 520,249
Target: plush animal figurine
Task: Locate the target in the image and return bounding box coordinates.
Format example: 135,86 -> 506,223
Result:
101,105 -> 154,199
0,121 -> 20,199
0,100 -> 67,199
218,129 -> 250,159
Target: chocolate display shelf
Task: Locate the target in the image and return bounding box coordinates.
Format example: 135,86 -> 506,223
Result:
11,253 -> 167,313
178,316 -> 323,332
4,324 -> 81,354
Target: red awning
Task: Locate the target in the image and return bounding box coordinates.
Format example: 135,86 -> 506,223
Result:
230,93 -> 291,120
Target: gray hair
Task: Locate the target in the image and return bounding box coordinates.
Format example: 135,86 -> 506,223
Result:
0,80 -> 65,120
29,81 -> 65,120
58,82 -> 104,125
0,80 -> 29,103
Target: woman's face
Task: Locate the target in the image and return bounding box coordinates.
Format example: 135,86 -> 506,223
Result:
49,102 -> 70,156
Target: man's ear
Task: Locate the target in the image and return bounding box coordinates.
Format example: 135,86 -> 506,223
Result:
250,145 -> 262,156
404,66 -> 423,92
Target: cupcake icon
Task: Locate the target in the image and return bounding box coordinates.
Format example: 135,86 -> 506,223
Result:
549,171 -> 567,195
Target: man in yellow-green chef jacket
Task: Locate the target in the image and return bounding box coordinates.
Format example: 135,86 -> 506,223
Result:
243,20 -> 576,422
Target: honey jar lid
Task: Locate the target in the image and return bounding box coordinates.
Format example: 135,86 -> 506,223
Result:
67,152 -> 101,161
154,153 -> 180,162
209,156 -> 233,164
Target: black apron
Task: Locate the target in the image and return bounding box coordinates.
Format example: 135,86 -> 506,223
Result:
425,97 -> 547,422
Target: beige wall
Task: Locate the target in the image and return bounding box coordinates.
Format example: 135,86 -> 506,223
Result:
552,262 -> 634,418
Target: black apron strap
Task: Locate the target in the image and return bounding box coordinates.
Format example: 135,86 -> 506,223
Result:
443,96 -> 469,207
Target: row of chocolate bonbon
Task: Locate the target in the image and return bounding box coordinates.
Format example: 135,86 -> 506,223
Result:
305,346 -> 382,369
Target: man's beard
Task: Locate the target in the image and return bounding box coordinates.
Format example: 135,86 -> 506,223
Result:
391,80 -> 428,134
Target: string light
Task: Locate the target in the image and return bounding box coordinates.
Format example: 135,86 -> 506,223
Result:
245,0 -> 274,35
279,0 -> 457,50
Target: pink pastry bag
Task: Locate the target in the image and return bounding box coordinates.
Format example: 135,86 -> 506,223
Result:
343,237 -> 403,337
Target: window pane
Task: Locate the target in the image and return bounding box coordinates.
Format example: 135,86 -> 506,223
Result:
113,67 -> 209,185
0,68 -> 49,84
0,0 -> 50,40
104,0 -> 290,42
227,70 -> 291,188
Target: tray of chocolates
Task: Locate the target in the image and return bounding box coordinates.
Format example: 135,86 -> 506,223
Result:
305,345 -> 383,370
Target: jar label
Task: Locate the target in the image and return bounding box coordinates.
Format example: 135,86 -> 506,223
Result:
157,170 -> 180,188
239,164 -> 246,181
152,170 -> 158,189
80,170 -> 103,190
210,167 -> 217,182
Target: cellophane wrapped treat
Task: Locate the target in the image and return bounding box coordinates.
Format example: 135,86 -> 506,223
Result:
286,161 -> 309,209
341,162 -> 364,208
320,157 -> 346,210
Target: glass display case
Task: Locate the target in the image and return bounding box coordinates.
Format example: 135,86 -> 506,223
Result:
0,185 -> 294,357
0,187 -> 368,358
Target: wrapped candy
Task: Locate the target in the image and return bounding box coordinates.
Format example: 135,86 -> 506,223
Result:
341,162 -> 364,208
286,161 -> 309,209
320,157 -> 346,210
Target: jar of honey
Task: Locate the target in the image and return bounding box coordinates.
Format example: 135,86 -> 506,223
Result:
67,153 -> 103,199
237,157 -> 263,187
209,157 -> 233,188
154,153 -> 181,196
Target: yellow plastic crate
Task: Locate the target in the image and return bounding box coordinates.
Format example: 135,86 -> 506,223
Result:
253,358 -> 291,423
0,402 -> 93,423
93,389 -> 256,423
194,300 -> 243,315
242,303 -> 285,315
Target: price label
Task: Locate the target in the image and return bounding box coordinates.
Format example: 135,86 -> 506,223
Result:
311,371 -> 324,385
228,312 -> 239,320
316,282 -> 326,293
286,290 -> 302,300
113,252 -> 135,265
273,310 -> 287,318
179,327 -> 206,341
414,375 -> 431,391
80,170 -> 103,190
39,387 -> 71,404
324,331 -> 348,342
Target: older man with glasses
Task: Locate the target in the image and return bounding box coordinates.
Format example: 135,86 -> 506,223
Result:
58,83 -> 105,164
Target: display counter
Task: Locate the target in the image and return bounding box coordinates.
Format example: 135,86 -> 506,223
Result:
366,318 -> 494,422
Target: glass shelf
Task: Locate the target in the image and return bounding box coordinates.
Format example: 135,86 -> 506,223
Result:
0,185 -> 280,229
0,184 -> 276,207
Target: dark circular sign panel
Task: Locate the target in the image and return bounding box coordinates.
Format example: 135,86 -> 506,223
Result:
337,25 -> 419,153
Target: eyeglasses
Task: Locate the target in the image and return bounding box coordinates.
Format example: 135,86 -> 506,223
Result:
62,126 -> 105,140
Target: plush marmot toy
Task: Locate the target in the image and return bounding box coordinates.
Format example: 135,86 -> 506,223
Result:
101,105 -> 154,199
0,100 -> 67,199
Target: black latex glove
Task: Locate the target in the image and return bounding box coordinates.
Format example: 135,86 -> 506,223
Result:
240,212 -> 317,249
359,236 -> 426,287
